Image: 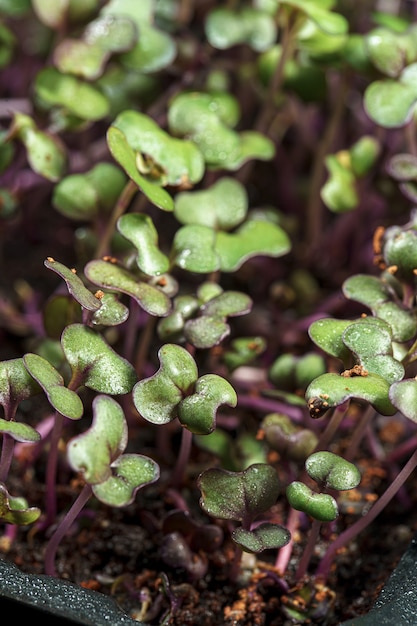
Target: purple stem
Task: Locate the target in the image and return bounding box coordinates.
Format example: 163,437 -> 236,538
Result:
44,483 -> 92,577
316,446 -> 417,581
171,427 -> 193,488
43,412 -> 64,529
275,505 -> 300,574
0,433 -> 15,483
296,518 -> 322,580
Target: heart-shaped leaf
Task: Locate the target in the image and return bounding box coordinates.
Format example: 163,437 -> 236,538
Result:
0,418 -> 40,443
260,413 -> 318,462
198,463 -> 280,523
67,395 -> 128,484
178,374 -> 237,435
305,372 -> 396,418
23,353 -> 83,419
184,290 -> 253,348
216,219 -> 291,272
286,481 -> 338,522
174,177 -> 248,230
92,453 -> 160,506
0,483 -> 41,525
168,91 -> 274,169
35,67 -> 110,121
0,358 -> 41,417
61,324 -> 137,394
117,213 -> 170,276
84,258 -> 172,317
305,451 -> 361,491
232,523 -> 291,553
111,110 -> 204,188
132,344 -> 198,425
205,7 -> 277,52
44,258 -> 102,311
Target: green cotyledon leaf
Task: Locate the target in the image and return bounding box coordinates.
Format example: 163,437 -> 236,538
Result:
23,353 -> 83,420
198,464 -> 280,522
84,258 -> 172,317
61,324 -> 137,395
305,372 -> 396,418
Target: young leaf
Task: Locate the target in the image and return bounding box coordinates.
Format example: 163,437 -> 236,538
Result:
174,177 -> 248,230
198,464 -> 280,523
286,481 -> 338,522
111,110 -> 204,187
232,522 -> 291,553
44,258 -> 102,312
35,67 -> 110,121
84,258 -> 172,317
0,483 -> 41,525
178,374 -> 237,435
0,418 -> 40,443
305,372 -> 396,418
92,453 -> 160,507
61,324 -> 137,394
23,353 -> 84,420
67,395 -> 128,484
0,358 -> 41,416
106,126 -> 174,211
215,219 -> 291,272
305,451 -> 361,491
117,213 -> 170,276
132,344 -> 198,425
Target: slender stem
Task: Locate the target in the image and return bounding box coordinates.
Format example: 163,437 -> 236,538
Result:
296,518 -> 322,580
275,505 -> 300,573
344,405 -> 376,461
313,403 -> 349,453
304,71 -> 349,252
94,180 -> 138,259
135,314 -> 157,378
0,433 -> 14,483
43,412 -> 64,528
316,447 -> 417,581
171,427 -> 193,488
44,484 -> 93,577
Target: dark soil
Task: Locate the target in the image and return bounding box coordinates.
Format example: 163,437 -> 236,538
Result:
3,429 -> 417,626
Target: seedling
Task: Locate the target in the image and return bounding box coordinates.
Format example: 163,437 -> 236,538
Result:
287,451 -> 361,578
198,464 -> 290,579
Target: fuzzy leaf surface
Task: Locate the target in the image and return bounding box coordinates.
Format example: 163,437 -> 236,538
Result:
232,523 -> 291,553
23,353 -> 83,419
198,463 -> 280,523
61,324 -> 137,394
